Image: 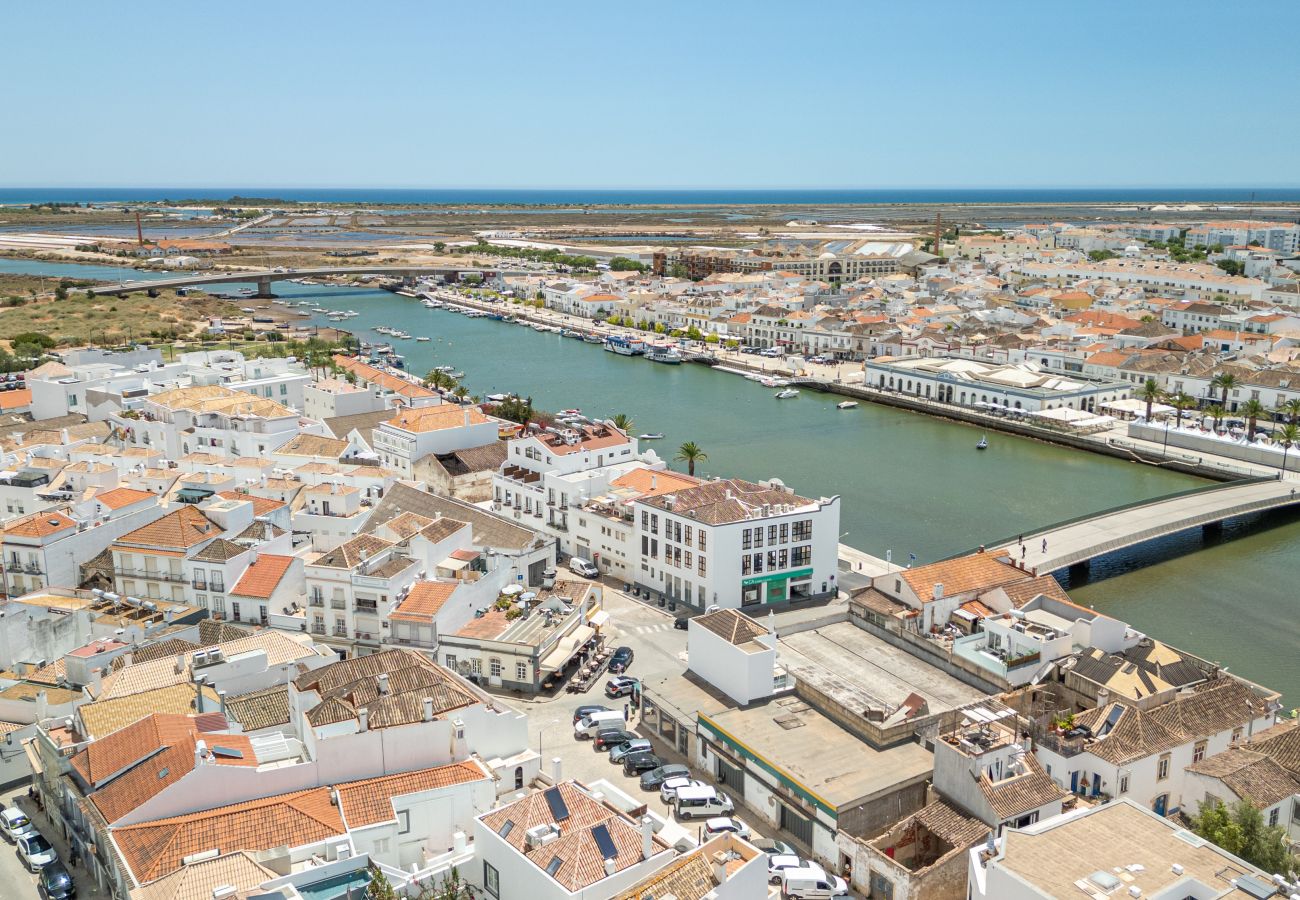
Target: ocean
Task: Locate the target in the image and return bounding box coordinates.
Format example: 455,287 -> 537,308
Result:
3,187 -> 1300,206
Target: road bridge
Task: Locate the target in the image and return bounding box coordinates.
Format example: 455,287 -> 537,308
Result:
90,265 -> 529,298
968,476 -> 1300,575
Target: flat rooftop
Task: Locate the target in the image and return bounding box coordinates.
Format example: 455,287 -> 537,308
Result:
779,622 -> 987,714
702,694 -> 933,812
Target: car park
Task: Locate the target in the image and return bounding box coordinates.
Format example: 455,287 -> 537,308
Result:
572,704 -> 610,725
609,646 -> 634,673
18,832 -> 58,871
605,675 -> 637,698
609,738 -> 653,762
659,776 -> 705,803
0,806 -> 36,843
593,728 -> 638,751
638,763 -> 690,790
703,816 -> 750,839
622,751 -> 662,776
38,862 -> 74,900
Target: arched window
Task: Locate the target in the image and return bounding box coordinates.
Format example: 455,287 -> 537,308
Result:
515,766 -> 525,789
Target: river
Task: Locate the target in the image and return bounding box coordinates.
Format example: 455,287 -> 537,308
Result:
7,257 -> 1299,703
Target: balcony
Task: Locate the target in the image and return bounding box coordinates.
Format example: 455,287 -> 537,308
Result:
354,601 -> 378,614
332,627 -> 349,638
311,623 -> 326,635
330,599 -> 347,610
115,567 -> 187,584
501,465 -> 542,486
309,595 -> 325,608
391,635 -> 436,649
192,579 -> 207,592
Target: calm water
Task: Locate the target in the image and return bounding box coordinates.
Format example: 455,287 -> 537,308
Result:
7,256 -> 1299,703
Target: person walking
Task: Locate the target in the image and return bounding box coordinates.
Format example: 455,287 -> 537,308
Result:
1041,538 -> 1048,553
1021,544 -> 1026,560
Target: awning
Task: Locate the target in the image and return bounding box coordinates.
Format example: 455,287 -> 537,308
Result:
439,557 -> 470,572
1102,398 -> 1174,417
539,625 -> 596,673
588,610 -> 610,629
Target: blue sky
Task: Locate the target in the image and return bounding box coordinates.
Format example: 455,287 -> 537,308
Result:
4,1 -> 1298,189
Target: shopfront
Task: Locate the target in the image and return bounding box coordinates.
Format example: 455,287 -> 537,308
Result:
740,567 -> 813,607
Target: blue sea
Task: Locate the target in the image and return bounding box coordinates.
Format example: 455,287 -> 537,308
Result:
3,187 -> 1300,206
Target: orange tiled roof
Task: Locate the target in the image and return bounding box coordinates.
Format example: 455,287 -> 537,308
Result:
94,487 -> 155,510
608,467 -> 700,498
229,554 -> 295,599
0,388 -> 32,410
3,510 -> 77,538
899,553 -> 1026,601
335,760 -> 488,827
390,581 -> 460,622
216,490 -> 288,517
116,506 -> 218,550
386,405 -> 489,433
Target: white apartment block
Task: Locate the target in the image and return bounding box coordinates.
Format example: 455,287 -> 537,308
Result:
1186,219 -> 1300,253
371,405 -> 500,479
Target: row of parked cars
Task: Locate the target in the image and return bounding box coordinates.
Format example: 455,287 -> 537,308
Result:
2,807 -> 75,898
570,706 -> 848,898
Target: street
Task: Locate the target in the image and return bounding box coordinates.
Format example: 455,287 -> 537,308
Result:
0,784 -> 108,900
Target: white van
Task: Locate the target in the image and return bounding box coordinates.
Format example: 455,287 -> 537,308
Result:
781,867 -> 849,899
569,557 -> 599,578
674,785 -> 734,819
574,709 -> 626,739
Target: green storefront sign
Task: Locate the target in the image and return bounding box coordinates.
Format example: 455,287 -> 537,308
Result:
741,567 -> 813,604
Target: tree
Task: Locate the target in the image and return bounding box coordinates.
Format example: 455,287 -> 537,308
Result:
492,395 -> 534,426
1087,250 -> 1118,262
1215,259 -> 1245,277
415,867 -> 478,900
685,325 -> 704,342
611,413 -> 634,432
609,256 -> 647,273
675,441 -> 707,477
54,284 -> 69,301
1277,397 -> 1300,425
1204,403 -> 1225,431
1277,423 -> 1300,474
1168,391 -> 1195,427
704,333 -> 719,344
1211,372 -> 1237,412
668,262 -> 689,279
1240,398 -> 1267,438
433,241 -> 446,252
1138,379 -> 1163,421
452,384 -> 469,402
1193,798 -> 1296,876
366,865 -> 400,900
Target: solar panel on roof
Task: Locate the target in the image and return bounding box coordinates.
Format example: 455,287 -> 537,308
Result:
211,745 -> 244,759
544,786 -> 570,822
591,823 -> 618,861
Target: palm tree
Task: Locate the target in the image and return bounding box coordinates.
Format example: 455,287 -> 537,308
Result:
611,413 -> 634,432
1169,391 -> 1195,428
1138,379 -> 1163,421
1277,423 -> 1300,474
1203,403 -> 1225,431
452,384 -> 469,402
675,441 -> 708,477
1211,372 -> 1238,412
1278,397 -> 1300,425
1240,398 -> 1267,439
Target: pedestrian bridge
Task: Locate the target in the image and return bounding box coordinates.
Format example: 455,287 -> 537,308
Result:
969,476 -> 1300,574
90,265 -> 528,297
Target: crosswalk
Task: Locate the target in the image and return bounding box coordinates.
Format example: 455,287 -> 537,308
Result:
629,622 -> 676,635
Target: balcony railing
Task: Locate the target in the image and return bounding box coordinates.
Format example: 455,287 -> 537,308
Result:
115,567 -> 187,584
309,596 -> 325,608
331,599 -> 347,610
354,602 -> 378,613
332,627 -> 349,638
311,623 -> 326,634
192,579 -> 207,592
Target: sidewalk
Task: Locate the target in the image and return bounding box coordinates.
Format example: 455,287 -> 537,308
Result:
2,785 -> 110,900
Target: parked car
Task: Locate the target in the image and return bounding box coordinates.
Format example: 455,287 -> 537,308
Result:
17,833 -> 58,871
782,867 -> 850,899
605,676 -> 637,698
703,816 -> 750,839
673,616 -> 689,630
659,776 -> 706,803
768,854 -> 816,885
622,751 -> 663,776
574,710 -> 626,739
609,739 -> 653,763
639,763 -> 690,790
752,837 -> 797,856
609,646 -> 634,673
0,807 -> 36,843
572,704 -> 610,726
568,557 -> 600,578
593,728 -> 638,751
38,862 -> 74,900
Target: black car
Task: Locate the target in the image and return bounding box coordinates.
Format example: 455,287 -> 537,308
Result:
39,863 -> 74,900
639,763 -> 690,790
593,728 -> 638,751
622,751 -> 662,776
673,616 -> 689,630
572,704 -> 610,726
609,646 -> 634,674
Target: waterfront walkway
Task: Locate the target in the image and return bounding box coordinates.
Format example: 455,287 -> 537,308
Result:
989,476 -> 1300,574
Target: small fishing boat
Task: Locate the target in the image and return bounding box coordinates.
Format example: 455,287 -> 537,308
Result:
647,346 -> 683,364
836,401 -> 859,410
775,389 -> 799,399
638,432 -> 665,440
583,333 -> 603,344
559,408 -> 582,416
416,336 -> 431,342
976,435 -> 988,450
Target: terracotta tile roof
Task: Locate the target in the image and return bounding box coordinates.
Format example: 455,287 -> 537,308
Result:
77,683 -> 219,741
386,405 -> 490,434
0,387 -> 34,410
224,685 -> 291,732
1146,678 -> 1271,741
335,760 -> 489,828
979,753 -> 1065,820
379,511 -> 434,540
640,477 -> 815,526
1073,702 -> 1183,765
116,506 -> 220,551
26,658 -> 67,685
1250,720 -> 1300,779
216,490 -> 288,517
390,581 -> 460,622
97,632 -> 316,700
294,649 -> 479,729
71,713 -> 193,785
310,533 -> 393,570
420,517 -> 468,543
608,467 -> 701,498
230,554 -> 295,599
190,538 -> 245,562
112,786 -> 345,885
93,487 -> 155,510
525,422 -> 631,457
131,850 -> 278,900
275,433 -> 350,458
999,575 -> 1073,608
693,609 -> 768,648
1187,747 -> 1300,809
3,510 -> 77,538
899,553 -> 1026,601
146,385 -> 295,420
453,608 -> 510,640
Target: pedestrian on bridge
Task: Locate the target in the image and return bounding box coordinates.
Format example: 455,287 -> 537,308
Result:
1041,538 -> 1048,554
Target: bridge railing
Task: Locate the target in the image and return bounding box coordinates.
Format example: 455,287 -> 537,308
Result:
944,475 -> 1279,561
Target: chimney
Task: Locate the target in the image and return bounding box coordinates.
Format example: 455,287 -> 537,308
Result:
650,474 -> 657,490
89,667 -> 103,696
331,480 -> 339,495
218,689 -> 227,717
551,756 -> 563,783
604,859 -> 617,877
358,708 -> 369,732
1096,687 -> 1110,709
932,583 -> 944,601
175,653 -> 186,675
640,816 -> 654,861
195,739 -> 208,765
422,696 -> 434,722
377,673 -> 390,695
711,851 -> 729,884
463,407 -> 470,427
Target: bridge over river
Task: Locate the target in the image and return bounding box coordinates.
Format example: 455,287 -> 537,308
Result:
964,475 -> 1300,575
89,265 -> 529,298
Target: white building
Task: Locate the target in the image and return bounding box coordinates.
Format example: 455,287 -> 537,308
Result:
372,405 -> 500,479
866,356 -> 1131,414
1187,220 -> 1300,254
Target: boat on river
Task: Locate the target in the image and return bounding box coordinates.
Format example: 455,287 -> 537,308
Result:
583,333 -> 603,344
638,432 -> 665,440
836,401 -> 859,409
976,435 -> 988,450
775,389 -> 799,399
647,346 -> 683,364
604,336 -> 646,356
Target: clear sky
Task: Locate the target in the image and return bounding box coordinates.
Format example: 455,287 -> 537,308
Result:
5,1 -> 1298,189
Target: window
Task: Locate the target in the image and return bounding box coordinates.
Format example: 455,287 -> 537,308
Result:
741,556 -> 752,576
397,810 -> 410,834
1193,740 -> 1207,763
698,530 -> 705,551
698,557 -> 706,577
483,862 -> 500,898
1269,807 -> 1280,827
753,528 -> 764,549
210,573 -> 224,593
753,553 -> 764,573
792,545 -> 811,567
1157,753 -> 1170,781
792,519 -> 812,541
1232,726 -> 1243,744
231,602 -> 241,621
684,526 -> 692,547
779,522 -> 789,543
489,658 -> 502,678
516,661 -> 527,681
1118,774 -> 1129,795
768,524 -> 778,543
445,654 -> 457,671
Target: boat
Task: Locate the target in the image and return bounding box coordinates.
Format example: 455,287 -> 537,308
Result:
744,373 -> 767,382
638,432 -> 665,440
836,401 -> 859,410
976,436 -> 988,450
486,393 -> 512,402
582,333 -> 603,344
559,408 -> 582,416
503,316 -> 518,324
448,371 -> 464,379
775,389 -> 799,399
416,336 -> 431,342
647,347 -> 683,364
434,365 -> 457,373
604,336 -> 646,356
560,328 -> 583,339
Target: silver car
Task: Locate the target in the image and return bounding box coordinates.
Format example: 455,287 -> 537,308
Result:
17,833 -> 57,871
659,776 -> 705,803
609,738 -> 653,763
